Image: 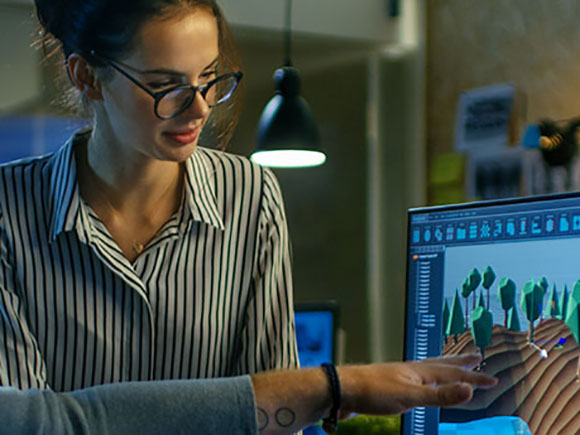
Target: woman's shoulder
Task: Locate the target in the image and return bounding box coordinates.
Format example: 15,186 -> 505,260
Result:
0,153 -> 55,185
193,147 -> 282,200
194,146 -> 280,184
195,146 -> 262,171
0,153 -> 53,170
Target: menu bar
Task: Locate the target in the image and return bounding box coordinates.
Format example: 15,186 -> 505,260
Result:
410,210 -> 578,246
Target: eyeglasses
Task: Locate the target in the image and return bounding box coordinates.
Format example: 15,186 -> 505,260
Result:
89,51 -> 243,120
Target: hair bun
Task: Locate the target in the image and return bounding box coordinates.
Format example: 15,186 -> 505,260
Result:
34,0 -> 76,43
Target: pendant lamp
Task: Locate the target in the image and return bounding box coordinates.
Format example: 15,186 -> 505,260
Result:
251,0 -> 326,168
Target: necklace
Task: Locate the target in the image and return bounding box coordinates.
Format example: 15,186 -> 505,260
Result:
132,241 -> 145,255
77,137 -> 184,259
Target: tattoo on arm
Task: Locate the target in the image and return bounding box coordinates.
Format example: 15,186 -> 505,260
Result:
257,408 -> 269,431
257,407 -> 297,432
275,407 -> 296,428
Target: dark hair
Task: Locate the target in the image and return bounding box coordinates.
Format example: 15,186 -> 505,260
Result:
34,0 -> 242,149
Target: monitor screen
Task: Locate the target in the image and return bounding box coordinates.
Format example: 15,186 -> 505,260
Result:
295,303 -> 338,368
403,192 -> 580,435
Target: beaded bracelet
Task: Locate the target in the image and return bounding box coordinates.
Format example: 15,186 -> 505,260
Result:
320,362 -> 341,434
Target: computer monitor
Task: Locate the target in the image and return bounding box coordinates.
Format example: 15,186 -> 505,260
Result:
403,192 -> 580,435
295,302 -> 339,368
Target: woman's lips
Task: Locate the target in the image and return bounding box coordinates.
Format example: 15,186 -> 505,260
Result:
164,128 -> 199,145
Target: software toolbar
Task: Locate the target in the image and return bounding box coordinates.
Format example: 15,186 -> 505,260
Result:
410,209 -> 577,246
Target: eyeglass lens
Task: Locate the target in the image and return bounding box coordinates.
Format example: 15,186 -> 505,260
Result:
156,75 -> 239,118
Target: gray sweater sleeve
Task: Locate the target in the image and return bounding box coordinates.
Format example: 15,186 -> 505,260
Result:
0,376 -> 258,435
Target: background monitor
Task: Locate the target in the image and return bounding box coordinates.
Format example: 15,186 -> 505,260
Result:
403,192 -> 580,435
295,301 -> 339,368
0,115 -> 87,163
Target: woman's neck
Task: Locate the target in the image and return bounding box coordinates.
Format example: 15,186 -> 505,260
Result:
83,128 -> 183,215
75,132 -> 184,222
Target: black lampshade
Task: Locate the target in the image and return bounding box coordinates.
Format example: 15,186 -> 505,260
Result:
251,67 -> 326,168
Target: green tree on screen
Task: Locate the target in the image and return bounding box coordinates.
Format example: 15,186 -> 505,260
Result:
477,291 -> 485,309
471,306 -> 493,362
461,277 -> 471,328
468,268 -> 482,310
443,299 -> 450,344
565,281 -> 580,345
558,285 -> 569,321
498,278 -> 516,328
537,277 -> 549,323
447,289 -> 465,344
482,266 -> 496,310
565,283 -> 580,383
521,280 -> 543,342
544,284 -> 560,319
507,306 -> 520,331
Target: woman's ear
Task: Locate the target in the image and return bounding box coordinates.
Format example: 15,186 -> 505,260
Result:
66,53 -> 103,100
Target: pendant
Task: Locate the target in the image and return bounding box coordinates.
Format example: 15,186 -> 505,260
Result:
133,242 -> 144,255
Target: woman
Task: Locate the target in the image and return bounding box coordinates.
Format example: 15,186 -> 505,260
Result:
0,0 -> 296,391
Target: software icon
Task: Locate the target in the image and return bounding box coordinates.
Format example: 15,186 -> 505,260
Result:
506,221 -> 516,236
546,217 -> 554,233
560,216 -> 570,232
413,229 -> 420,243
574,215 -> 580,231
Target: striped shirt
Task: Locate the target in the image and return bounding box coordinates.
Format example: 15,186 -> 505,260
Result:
0,131 -> 298,391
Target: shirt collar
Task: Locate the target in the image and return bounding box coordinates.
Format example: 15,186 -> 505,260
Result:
184,148 -> 225,231
48,133 -> 225,241
49,133 -> 83,241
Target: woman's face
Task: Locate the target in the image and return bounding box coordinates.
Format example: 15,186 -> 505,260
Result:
97,7 -> 219,163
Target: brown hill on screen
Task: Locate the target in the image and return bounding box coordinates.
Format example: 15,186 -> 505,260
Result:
442,318 -> 580,435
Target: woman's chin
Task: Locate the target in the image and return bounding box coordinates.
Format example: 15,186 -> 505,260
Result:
156,137 -> 198,162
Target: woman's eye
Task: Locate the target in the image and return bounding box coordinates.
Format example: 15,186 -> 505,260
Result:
148,80 -> 176,89
200,70 -> 217,81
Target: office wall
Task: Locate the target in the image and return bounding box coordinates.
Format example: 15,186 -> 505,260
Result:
0,5 -> 39,111
427,0 -> 580,157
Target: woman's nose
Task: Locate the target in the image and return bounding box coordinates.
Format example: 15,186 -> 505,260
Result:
182,89 -> 211,120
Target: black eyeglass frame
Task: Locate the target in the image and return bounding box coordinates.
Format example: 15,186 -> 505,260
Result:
89,51 -> 243,120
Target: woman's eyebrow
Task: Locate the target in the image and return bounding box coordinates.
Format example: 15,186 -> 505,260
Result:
203,56 -> 219,70
141,57 -> 220,76
140,68 -> 184,77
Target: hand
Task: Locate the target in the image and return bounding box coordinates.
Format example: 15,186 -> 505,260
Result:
339,353 -> 498,416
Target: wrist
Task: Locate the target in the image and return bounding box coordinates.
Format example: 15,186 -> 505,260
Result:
336,366 -> 363,416
320,363 -> 341,432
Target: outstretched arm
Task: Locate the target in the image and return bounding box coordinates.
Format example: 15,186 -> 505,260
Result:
253,353 -> 497,434
0,353 -> 496,434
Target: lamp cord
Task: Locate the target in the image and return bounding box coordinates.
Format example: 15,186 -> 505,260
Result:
284,0 -> 293,66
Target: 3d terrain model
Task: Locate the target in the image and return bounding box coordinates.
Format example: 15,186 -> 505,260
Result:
443,270 -> 580,434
